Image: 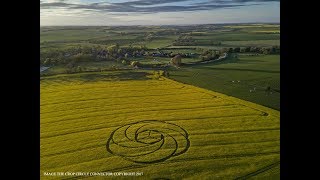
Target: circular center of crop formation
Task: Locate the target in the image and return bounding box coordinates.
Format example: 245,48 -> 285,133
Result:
106,120 -> 190,164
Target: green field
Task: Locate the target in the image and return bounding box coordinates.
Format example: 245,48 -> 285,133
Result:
40,28 -> 108,42
169,54 -> 280,110
40,72 -> 279,179
40,24 -> 280,49
222,40 -> 280,47
42,61 -> 128,76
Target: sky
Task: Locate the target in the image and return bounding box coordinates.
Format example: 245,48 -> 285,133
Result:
40,0 -> 280,26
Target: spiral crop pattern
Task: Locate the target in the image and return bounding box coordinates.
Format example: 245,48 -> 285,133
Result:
106,120 -> 190,164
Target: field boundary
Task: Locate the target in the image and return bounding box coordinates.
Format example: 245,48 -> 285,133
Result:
163,77 -> 280,118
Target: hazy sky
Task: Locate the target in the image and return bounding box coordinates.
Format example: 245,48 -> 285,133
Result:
40,0 -> 280,26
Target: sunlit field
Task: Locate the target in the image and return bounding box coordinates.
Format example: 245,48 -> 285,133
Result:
40,72 -> 279,179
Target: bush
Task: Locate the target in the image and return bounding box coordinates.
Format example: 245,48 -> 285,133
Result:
122,60 -> 128,65
43,58 -> 51,65
66,61 -> 75,69
149,70 -> 166,79
76,66 -> 82,72
234,47 -> 240,53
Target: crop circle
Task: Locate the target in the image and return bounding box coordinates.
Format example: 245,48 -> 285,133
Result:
106,120 -> 190,164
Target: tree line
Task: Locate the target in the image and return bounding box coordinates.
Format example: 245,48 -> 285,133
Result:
40,45 -> 148,66
219,46 -> 280,54
40,44 -> 280,73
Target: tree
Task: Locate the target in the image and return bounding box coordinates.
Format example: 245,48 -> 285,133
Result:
117,48 -> 123,55
66,61 -> 75,69
73,53 -> 84,62
171,55 -> 182,66
271,46 -> 280,54
124,53 -> 129,59
201,50 -> 209,56
202,55 -> 212,61
82,46 -> 92,54
130,61 -> 140,67
43,58 -> 51,65
76,66 -> 82,72
220,48 -> 229,54
250,47 -> 257,52
261,48 -> 271,55
107,45 -> 118,56
170,52 -> 176,57
164,70 -> 169,77
122,60 -> 128,65
145,33 -> 154,41
211,51 -> 217,59
234,47 -> 240,53
265,86 -> 272,95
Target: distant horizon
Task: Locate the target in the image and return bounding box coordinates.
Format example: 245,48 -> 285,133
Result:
40,22 -> 280,27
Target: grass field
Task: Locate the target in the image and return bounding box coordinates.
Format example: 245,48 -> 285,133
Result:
222,40 -> 280,47
40,71 -> 279,179
40,25 -> 280,51
169,54 -> 280,110
40,28 -> 108,42
41,61 -> 128,76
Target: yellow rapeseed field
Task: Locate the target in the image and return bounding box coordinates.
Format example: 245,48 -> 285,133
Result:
40,72 -> 280,179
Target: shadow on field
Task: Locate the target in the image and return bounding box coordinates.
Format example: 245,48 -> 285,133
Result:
78,71 -> 150,82
197,67 -> 279,74
42,71 -> 151,82
183,57 -> 238,68
169,74 -> 189,77
235,59 -> 268,64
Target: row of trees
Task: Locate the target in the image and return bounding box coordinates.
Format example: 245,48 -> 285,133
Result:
40,45 -> 148,66
172,35 -> 195,46
41,43 -> 280,73
198,45 -> 280,61
200,49 -> 221,61
219,46 -> 280,54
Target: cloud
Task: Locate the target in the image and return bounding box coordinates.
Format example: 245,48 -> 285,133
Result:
41,2 -> 69,8
113,0 -> 190,6
232,0 -> 279,2
40,0 -> 279,13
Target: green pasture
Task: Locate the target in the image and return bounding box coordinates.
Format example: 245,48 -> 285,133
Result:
169,55 -> 280,110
